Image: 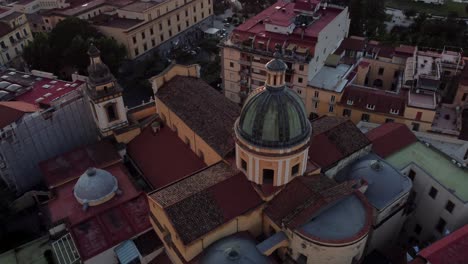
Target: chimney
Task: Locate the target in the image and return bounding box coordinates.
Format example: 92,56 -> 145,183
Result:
151,121 -> 161,134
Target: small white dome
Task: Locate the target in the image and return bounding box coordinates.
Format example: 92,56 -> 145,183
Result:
73,167 -> 119,207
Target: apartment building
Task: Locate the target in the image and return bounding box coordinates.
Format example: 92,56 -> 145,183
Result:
0,8 -> 33,66
93,0 -> 213,59
301,35 -> 466,134
367,122 -> 468,247
221,0 -> 350,104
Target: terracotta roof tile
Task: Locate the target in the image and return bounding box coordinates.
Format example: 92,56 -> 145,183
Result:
149,162 -> 262,245
0,101 -> 37,129
157,76 -> 240,157
366,122 -> 417,158
340,85 -> 406,116
418,224 -> 468,264
309,116 -> 371,169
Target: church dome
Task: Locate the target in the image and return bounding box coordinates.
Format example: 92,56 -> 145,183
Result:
73,167 -> 119,206
200,235 -> 269,264
237,83 -> 311,149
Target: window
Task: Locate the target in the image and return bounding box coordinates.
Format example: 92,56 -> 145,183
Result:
160,35 -> 164,42
177,14 -> 180,21
150,28 -> 154,35
314,101 -> 319,109
159,23 -> 162,30
330,95 -> 335,102
414,224 -> 422,235
328,105 -> 334,113
177,25 -> 181,32
299,65 -> 304,71
134,48 -> 139,56
445,201 -> 455,213
390,108 -> 399,115
378,67 -> 384,75
347,99 -> 353,105
429,187 -> 438,199
343,109 -> 351,117
435,218 -> 446,233
105,103 -> 118,122
412,122 -> 420,131
186,21 -> 189,27
314,91 -> 319,98
132,36 -> 137,44
361,114 -> 370,122
298,77 -> 303,83
291,164 -> 300,176
167,19 -> 171,26
241,159 -> 247,171
263,169 -> 274,184
385,118 -> 394,123
185,10 -> 188,16
169,30 -> 172,37
143,43 -> 148,51
151,39 -> 156,47
0,41 -> 6,48
408,170 -> 416,181
230,62 -> 234,68
141,32 -> 146,39
366,104 -> 375,110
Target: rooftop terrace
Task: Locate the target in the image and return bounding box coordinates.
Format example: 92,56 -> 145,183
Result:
386,142 -> 468,202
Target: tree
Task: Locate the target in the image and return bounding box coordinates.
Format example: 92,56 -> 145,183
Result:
465,4 -> 468,15
23,17 -> 127,78
404,8 -> 417,18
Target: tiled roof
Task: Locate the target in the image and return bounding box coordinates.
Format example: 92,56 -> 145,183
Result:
231,0 -> 344,56
47,162 -> 150,260
0,101 -> 37,129
156,76 -> 240,157
265,174 -> 372,243
309,116 -> 371,169
149,162 -> 262,245
91,14 -> 143,29
39,140 -> 121,188
127,125 -> 206,189
366,122 -> 417,158
340,85 -> 406,116
418,224 -> 468,264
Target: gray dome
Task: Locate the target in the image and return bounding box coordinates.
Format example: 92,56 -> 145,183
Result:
237,86 -> 311,148
200,235 -> 270,264
265,58 -> 287,72
73,168 -> 118,206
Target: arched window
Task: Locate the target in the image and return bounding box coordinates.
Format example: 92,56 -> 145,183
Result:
105,103 -> 118,122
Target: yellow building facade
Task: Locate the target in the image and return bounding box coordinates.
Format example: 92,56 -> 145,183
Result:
0,12 -> 33,66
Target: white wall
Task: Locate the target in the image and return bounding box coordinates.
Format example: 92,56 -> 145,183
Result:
308,7 -> 350,80
401,164 -> 468,244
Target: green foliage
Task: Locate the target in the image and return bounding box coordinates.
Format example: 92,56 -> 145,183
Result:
23,17 -> 127,78
347,0 -> 387,38
403,8 -> 417,18
385,13 -> 467,52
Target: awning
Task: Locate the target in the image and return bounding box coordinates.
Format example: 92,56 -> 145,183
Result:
203,28 -> 220,35
115,240 -> 140,264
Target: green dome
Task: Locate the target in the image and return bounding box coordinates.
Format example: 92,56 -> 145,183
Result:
237,86 -> 311,148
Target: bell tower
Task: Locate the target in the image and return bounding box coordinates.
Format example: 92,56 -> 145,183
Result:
85,44 -> 128,136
